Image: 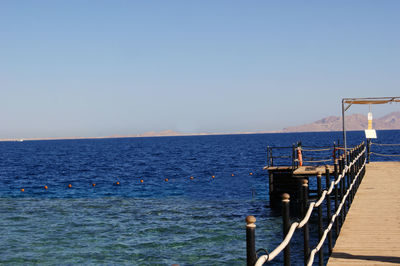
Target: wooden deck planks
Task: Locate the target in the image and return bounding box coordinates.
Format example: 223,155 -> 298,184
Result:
327,161 -> 400,266
265,165 -> 335,176
293,165 -> 334,176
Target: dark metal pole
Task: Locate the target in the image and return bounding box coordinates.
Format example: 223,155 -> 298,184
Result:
333,142 -> 336,162
342,153 -> 349,216
339,155 -> 345,225
246,216 -> 257,266
317,174 -> 324,266
356,147 -> 359,189
362,142 -> 366,179
342,99 -> 347,165
367,139 -> 371,164
292,144 -> 295,170
349,150 -> 354,204
301,180 -> 310,266
325,166 -> 333,255
282,193 -> 291,266
333,159 -> 340,235
346,151 -> 351,206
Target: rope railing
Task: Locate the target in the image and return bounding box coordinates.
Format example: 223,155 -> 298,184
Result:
247,142 -> 366,266
370,152 -> 400,157
370,142 -> 400,146
266,142 -> 345,169
266,146 -> 296,169
367,140 -> 400,162
302,158 -> 332,163
301,148 -> 331,152
307,156 -> 365,266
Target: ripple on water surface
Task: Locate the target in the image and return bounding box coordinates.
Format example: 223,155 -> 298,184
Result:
0,197 -> 277,265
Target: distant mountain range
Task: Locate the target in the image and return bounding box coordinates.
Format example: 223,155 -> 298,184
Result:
282,111 -> 400,132
2,112 -> 399,142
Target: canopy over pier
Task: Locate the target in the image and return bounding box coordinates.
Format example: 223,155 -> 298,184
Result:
341,96 -> 400,163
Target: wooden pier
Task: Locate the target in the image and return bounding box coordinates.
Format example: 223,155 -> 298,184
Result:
328,161 -> 400,265
248,142 -> 400,266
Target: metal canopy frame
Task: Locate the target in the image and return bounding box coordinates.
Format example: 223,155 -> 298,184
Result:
342,96 -> 400,162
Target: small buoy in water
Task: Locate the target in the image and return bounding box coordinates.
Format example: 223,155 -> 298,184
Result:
212,175 -> 215,178
140,179 -> 144,183
92,183 -> 96,187
21,188 -> 24,192
116,181 -> 120,185
231,174 -> 234,177
68,184 -> 72,188
165,178 -> 169,182
190,176 -> 194,180
249,172 -> 253,175
44,185 -> 48,190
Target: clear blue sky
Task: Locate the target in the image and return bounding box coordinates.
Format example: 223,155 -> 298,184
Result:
1,1 -> 399,138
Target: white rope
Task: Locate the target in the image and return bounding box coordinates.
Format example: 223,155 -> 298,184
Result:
306,158 -> 366,266
334,148 -> 365,186
254,147 -> 366,266
298,203 -> 316,228
327,181 -> 335,195
314,191 -> 327,207
255,222 -> 299,265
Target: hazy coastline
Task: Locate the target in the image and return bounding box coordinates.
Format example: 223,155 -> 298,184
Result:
2,111 -> 399,142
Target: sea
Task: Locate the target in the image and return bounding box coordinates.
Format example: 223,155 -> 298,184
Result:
0,130 -> 399,265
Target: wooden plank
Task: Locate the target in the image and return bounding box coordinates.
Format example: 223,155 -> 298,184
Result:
264,166 -> 292,171
265,165 -> 335,176
328,161 -> 400,265
293,165 -> 334,176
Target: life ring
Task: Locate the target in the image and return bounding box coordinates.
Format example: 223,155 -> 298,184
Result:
297,148 -> 303,166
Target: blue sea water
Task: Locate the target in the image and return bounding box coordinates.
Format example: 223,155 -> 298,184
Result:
0,131 -> 398,265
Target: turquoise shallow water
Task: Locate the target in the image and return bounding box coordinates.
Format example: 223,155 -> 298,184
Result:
0,197 -> 280,265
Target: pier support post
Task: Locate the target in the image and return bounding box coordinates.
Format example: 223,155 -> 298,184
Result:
317,174 -> 324,266
339,156 -> 345,225
301,180 -> 310,266
346,151 -> 351,208
340,155 -> 347,220
349,150 -> 354,204
246,216 -> 257,266
333,159 -> 340,235
282,193 -> 291,266
367,139 -> 371,164
325,166 -> 333,255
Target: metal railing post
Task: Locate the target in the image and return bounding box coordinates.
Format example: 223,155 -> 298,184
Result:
246,216 -> 257,266
333,159 -> 340,235
367,139 -> 371,163
317,174 -> 324,266
282,193 -> 291,266
333,142 -> 336,162
356,145 -> 360,190
325,166 -> 333,255
301,180 -> 310,266
342,155 -> 347,217
339,155 -> 345,224
345,152 -> 350,215
349,149 -> 354,204
292,144 -> 295,170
